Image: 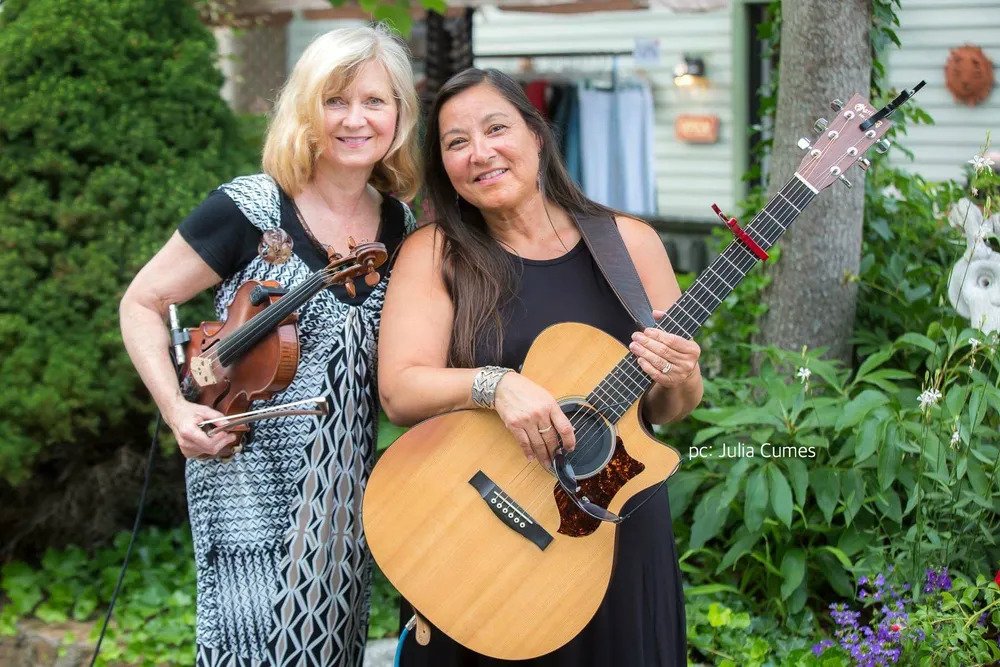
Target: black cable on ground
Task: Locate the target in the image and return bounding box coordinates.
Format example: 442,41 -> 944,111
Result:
88,412 -> 162,667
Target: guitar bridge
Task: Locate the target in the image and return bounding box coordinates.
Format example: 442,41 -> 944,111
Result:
469,471 -> 552,551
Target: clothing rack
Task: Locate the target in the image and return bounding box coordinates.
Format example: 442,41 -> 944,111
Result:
474,50 -> 634,88
475,50 -> 633,59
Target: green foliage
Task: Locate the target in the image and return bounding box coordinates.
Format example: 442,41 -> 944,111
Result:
903,575 -> 1000,665
670,327 -> 1000,622
368,565 -> 401,639
1,527 -> 198,666
0,526 -> 406,662
327,0 -> 450,36
0,0 -> 259,484
685,588 -> 821,666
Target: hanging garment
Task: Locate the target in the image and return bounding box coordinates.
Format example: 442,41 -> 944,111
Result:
578,81 -> 657,215
550,82 -> 583,186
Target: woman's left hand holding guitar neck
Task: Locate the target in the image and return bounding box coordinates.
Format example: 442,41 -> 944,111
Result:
630,317 -> 704,426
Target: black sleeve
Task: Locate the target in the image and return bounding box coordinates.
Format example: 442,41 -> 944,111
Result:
177,189 -> 260,279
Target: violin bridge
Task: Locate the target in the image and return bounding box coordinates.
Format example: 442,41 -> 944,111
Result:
190,356 -> 218,387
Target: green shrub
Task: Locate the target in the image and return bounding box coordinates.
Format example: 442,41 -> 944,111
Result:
0,0 -> 259,550
669,326 -> 1000,621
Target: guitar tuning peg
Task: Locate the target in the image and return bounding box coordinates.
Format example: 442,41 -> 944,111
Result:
831,99 -> 844,111
813,118 -> 829,133
857,158 -> 872,171
875,139 -> 891,154
838,175 -> 853,189
344,278 -> 356,299
797,137 -> 812,150
364,271 -> 381,287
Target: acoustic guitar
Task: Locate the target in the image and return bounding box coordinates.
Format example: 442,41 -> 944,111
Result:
363,87 -> 923,660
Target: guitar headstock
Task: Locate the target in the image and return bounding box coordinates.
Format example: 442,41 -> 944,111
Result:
794,94 -> 891,192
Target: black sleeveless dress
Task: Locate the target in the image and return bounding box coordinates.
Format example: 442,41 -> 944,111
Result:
399,238 -> 687,667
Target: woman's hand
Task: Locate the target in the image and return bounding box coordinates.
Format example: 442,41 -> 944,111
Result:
492,372 -> 576,468
164,398 -> 241,460
629,309 -> 702,388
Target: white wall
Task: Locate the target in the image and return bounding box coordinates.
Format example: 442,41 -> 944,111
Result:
472,5 -> 738,222
885,0 -> 1000,181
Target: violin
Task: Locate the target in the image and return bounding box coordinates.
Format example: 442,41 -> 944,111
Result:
173,238 -> 388,444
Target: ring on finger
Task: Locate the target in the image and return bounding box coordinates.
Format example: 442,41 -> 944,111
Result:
661,361 -> 672,375
537,425 -> 553,434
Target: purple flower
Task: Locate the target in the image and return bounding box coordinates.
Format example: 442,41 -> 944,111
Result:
923,567 -> 953,593
813,639 -> 835,656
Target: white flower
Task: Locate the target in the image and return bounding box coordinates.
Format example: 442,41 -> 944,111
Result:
918,387 -> 942,411
968,154 -> 996,173
951,430 -> 961,445
881,184 -> 905,201
796,367 -> 812,383
971,186 -> 979,197
970,337 -> 981,351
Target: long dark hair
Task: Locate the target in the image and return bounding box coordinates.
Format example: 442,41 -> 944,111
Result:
424,68 -> 612,368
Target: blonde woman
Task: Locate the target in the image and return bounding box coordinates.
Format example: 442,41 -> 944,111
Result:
120,25 -> 419,666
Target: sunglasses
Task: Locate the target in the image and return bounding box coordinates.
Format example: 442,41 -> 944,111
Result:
551,447 -> 623,524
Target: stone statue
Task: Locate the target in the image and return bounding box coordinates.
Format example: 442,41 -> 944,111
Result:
948,197 -> 1000,333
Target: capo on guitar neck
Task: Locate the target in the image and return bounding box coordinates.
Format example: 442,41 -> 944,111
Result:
711,203 -> 769,261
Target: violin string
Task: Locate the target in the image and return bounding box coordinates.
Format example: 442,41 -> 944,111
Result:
194,257 -> 374,370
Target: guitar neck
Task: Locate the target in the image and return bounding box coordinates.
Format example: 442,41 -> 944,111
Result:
588,175 -> 818,422
216,271 -> 328,366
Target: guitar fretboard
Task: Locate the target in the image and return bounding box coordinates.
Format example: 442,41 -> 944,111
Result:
587,176 -> 817,422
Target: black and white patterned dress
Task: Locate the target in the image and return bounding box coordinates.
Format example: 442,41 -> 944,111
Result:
177,174 -> 413,666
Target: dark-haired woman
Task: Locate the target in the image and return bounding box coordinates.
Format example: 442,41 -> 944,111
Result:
378,68 -> 703,666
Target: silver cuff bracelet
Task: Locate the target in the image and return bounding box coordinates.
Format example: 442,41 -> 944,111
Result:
471,366 -> 513,409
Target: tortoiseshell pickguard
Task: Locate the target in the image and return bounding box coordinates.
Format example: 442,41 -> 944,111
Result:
554,437 -> 645,537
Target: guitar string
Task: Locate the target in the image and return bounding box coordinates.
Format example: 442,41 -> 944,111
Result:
191,257 -> 373,373
514,150 -> 846,515
539,105 -> 865,490
513,112 -> 864,516
507,180 -> 810,503
399,112 -> 874,639
513,179 -> 815,515
426,181 -> 818,596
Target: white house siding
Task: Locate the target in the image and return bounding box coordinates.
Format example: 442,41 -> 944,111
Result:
472,5 -> 738,222
285,7 -> 737,222
885,0 -> 1000,181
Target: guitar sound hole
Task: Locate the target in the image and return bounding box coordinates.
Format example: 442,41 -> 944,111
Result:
559,400 -> 614,479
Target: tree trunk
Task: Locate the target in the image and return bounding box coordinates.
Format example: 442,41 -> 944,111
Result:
754,0 -> 872,366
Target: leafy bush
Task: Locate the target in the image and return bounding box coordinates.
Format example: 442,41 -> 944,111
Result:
809,568 -> 1000,666
1,527 -> 197,666
0,0 -> 259,551
669,325 -> 1000,621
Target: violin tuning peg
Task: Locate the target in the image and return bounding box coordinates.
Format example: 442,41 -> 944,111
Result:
344,279 -> 356,299
347,236 -> 358,251
364,271 -> 381,287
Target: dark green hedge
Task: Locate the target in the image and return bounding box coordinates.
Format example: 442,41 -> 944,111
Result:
0,0 -> 260,553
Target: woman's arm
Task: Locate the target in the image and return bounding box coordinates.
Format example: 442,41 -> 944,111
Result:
617,216 -> 705,425
119,231 -> 239,458
377,225 -> 575,467
377,225 -> 479,425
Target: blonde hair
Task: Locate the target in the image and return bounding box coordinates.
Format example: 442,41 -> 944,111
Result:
262,25 -> 420,200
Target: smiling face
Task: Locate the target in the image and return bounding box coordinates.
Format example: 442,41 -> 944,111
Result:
438,83 -> 542,213
319,60 -> 398,174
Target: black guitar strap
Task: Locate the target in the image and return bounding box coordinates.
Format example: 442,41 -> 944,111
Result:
572,213 -> 656,330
